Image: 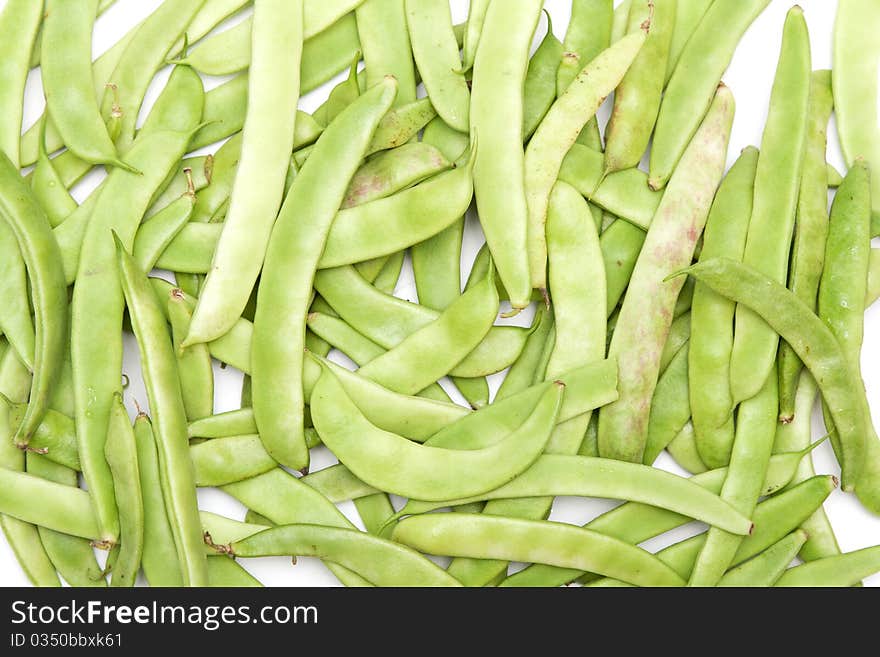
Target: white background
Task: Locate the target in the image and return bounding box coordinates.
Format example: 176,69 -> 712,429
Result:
1,0 -> 878,586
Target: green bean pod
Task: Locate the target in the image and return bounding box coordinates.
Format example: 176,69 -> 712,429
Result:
168,290 -> 214,422
133,193 -> 197,273
206,556 -> 262,587
230,524 -> 460,586
679,258 -> 868,492
598,85 -> 733,464
357,0 -> 417,106
104,394 -> 144,587
0,221 -> 33,371
644,343 -> 691,464
252,78 -> 397,472
461,0 -> 490,71
495,307 -> 554,401
730,7 -> 811,405
523,12 -> 564,141
717,530 -> 809,587
471,0 -> 543,309
395,514 -> 686,587
115,239 -> 208,586
525,30 -> 646,290
134,411 -> 184,587
665,0 -> 713,82
775,545 -> 880,587
0,154 -> 68,450
405,0 -> 469,132
604,0 -> 676,174
690,146 -> 758,468
0,0 -> 41,166
649,0 -> 769,189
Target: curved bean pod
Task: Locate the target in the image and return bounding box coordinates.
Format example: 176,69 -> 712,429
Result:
252,79 -> 397,472
775,545 -> 880,587
115,239 -> 207,586
229,524 -> 461,587
558,0 -> 614,94
690,146 -> 758,468
168,290 -> 214,422
356,0 -> 416,106
192,435 -> 276,487
665,0 -> 713,82
0,0 -> 41,166
470,0 -> 543,309
343,142 -> 451,208
133,193 -> 196,273
525,31 -> 645,290
678,257 -> 868,492
313,368 -> 563,501
717,530 -> 808,587
730,7 -> 811,405
0,154 -> 68,448
604,0 -> 676,174
394,514 -> 686,587
649,0 -> 769,190
318,147 -> 474,267
644,343 -> 691,464
523,11 -> 564,141
0,222 -> 33,371
598,85 -> 733,463
405,0 -> 469,132
461,0 -> 490,71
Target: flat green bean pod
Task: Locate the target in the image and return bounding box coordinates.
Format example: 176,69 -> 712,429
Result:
133,193 -> 196,273
188,408 -> 257,439
229,524 -> 461,587
649,0 -> 769,189
558,0 -> 614,94
191,435 -> 276,487
666,0 -> 713,82
0,223 -> 34,371
313,368 -> 563,501
599,85 -> 733,463
717,530 -> 808,587
730,7 -> 811,405
397,454 -> 752,535
394,514 -> 686,587
318,146 -> 475,267
523,11 -> 564,140
343,142 -> 451,208
356,0 -> 417,106
405,0 -> 469,132
0,0 -> 41,166
207,557 -> 262,587
525,30 -> 646,290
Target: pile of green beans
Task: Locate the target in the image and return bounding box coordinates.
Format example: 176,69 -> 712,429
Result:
0,0 -> 878,588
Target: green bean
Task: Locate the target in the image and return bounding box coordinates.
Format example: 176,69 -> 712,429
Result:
301,464 -> 380,503
228,524 -> 458,586
598,86 -> 733,464
604,0 -> 676,175
470,0 -> 542,310
689,364 -> 778,586
0,221 -> 33,370
717,530 -> 808,587
313,364 -> 562,501
666,422 -> 707,474
643,343 -> 691,464
559,143 -> 661,229
0,155 -> 68,450
611,0 -> 634,41
817,161 -> 880,513
0,0 -> 41,165
665,0 -> 713,83
649,0 -> 769,190
220,468 -> 373,586
543,182 -> 605,455
500,450 -> 811,587
590,475 -> 836,586
833,0 -> 880,228
252,79 -> 397,472
42,0 -> 134,171
690,146 -> 758,468
115,239 -> 207,586
658,312 -> 690,375
103,394 -> 143,587
318,147 -> 474,267
558,0 -> 613,94
134,411 -> 183,586
395,514 -> 686,587
678,257 -> 869,494
168,290 -> 214,422
242,511 -> 274,528
200,511 -> 270,548
867,249 -> 880,307
191,435 -> 275,487
525,31 -> 645,291
370,250 -> 406,296
184,1 -> 304,348
343,142 -> 451,209
134,191 -> 197,273
405,0 -> 468,132
399,454 -> 751,535
71,129 -> 196,545
523,11 -> 564,141
775,545 -> 880,587
730,7 -> 811,405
